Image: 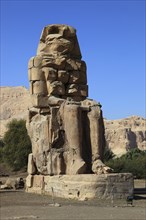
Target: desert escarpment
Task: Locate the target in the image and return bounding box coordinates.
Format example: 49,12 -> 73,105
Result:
104,116 -> 146,156
0,86 -> 31,138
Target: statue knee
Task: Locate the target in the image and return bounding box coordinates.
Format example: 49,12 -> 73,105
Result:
88,106 -> 101,119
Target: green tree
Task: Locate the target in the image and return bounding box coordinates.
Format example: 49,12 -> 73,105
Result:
2,119 -> 32,171
0,139 -> 5,148
121,148 -> 144,160
103,147 -> 115,162
105,149 -> 146,179
0,139 -> 5,162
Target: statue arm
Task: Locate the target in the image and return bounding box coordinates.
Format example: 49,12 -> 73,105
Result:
48,96 -> 65,106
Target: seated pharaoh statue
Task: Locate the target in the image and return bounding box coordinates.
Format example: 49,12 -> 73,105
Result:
27,24 -> 112,175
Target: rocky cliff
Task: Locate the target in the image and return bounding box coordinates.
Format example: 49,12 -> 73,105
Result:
104,116 -> 146,156
0,86 -> 31,138
0,86 -> 145,156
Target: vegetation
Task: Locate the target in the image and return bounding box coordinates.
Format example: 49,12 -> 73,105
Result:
0,119 -> 32,171
103,147 -> 115,162
0,139 -> 5,161
105,148 -> 146,179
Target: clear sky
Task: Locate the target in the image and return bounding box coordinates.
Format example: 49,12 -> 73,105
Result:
1,0 -> 145,120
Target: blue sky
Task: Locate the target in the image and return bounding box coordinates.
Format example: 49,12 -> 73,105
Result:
1,0 -> 145,120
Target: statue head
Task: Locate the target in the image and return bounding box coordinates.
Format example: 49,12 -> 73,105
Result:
37,24 -> 82,59
29,24 -> 88,103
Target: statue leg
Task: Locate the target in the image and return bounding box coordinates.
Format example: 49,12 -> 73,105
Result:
63,103 -> 86,174
87,106 -> 104,160
87,105 -> 112,174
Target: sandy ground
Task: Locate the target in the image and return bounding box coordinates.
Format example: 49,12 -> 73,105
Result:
0,178 -> 146,220
1,190 -> 146,220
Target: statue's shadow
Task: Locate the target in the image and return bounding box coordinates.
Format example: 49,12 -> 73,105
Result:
134,187 -> 146,200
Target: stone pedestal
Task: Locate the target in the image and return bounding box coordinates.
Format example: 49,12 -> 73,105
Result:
26,173 -> 133,201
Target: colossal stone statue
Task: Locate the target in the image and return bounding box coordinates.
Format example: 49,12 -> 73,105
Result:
26,24 -> 111,176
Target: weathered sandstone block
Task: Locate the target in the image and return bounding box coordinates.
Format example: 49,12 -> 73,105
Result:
30,94 -> 49,107
42,67 -> 57,82
26,173 -> 134,200
26,24 -> 133,200
58,70 -> 69,83
47,81 -> 65,96
26,24 -> 113,176
69,70 -> 87,84
27,153 -> 36,175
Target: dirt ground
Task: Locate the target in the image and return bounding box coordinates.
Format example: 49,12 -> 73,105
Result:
0,178 -> 146,220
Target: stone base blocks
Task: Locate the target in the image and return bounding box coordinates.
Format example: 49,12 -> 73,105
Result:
26,173 -> 134,201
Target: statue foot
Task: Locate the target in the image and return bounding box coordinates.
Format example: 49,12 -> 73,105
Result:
70,159 -> 86,174
92,159 -> 113,174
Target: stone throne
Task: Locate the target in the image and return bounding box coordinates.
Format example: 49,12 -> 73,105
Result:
26,24 -> 133,200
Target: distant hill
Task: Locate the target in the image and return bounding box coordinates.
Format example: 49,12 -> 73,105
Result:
104,116 -> 146,156
0,86 -> 145,156
0,86 -> 31,138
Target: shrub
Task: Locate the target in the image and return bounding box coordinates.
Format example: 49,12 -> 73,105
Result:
105,149 -> 146,179
103,147 -> 115,162
0,139 -> 5,162
2,119 -> 32,171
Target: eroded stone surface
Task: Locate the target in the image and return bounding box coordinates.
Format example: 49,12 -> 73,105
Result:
104,116 -> 146,156
26,24 -> 110,176
26,173 -> 134,200
25,24 -> 133,200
